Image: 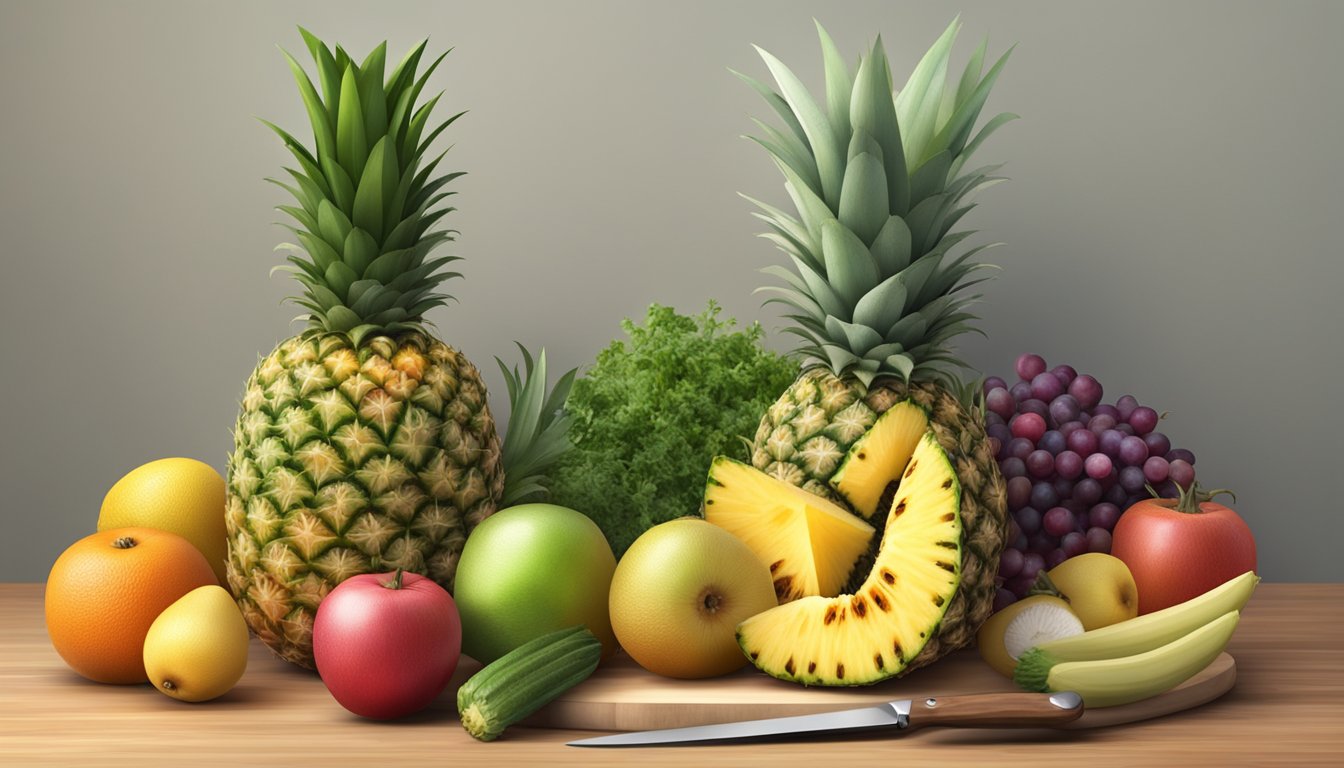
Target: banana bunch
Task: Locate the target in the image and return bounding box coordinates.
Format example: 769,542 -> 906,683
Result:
1013,571 -> 1258,707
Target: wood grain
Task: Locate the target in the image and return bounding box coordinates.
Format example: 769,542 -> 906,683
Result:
2,584 -> 1341,766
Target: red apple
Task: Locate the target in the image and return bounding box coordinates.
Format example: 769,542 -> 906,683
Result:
313,569 -> 461,719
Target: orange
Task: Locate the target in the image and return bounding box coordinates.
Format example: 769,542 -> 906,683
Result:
45,527 -> 218,684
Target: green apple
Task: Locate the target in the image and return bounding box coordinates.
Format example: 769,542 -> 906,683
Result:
609,518 -> 776,678
1047,553 -> 1140,630
454,504 -> 617,664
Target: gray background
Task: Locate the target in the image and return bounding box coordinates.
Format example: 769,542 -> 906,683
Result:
1,1 -> 1339,582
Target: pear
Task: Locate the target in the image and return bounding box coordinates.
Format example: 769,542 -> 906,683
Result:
143,585 -> 249,702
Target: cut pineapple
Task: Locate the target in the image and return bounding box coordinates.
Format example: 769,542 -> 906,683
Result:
704,457 -> 874,602
829,402 -> 929,519
737,432 -> 962,686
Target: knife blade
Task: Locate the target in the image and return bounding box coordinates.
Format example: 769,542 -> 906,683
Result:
567,691 -> 1083,747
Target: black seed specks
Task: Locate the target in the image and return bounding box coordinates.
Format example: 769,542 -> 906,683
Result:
905,460 -> 919,478
824,605 -> 839,626
941,478 -> 953,490
835,663 -> 845,680
881,568 -> 896,585
936,560 -> 956,573
785,657 -> 796,676
871,590 -> 890,612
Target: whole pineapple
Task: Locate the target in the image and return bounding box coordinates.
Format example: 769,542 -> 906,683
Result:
227,31 -> 503,668
742,20 -> 1013,669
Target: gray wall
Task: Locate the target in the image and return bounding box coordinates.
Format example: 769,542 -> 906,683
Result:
1,1 -> 1339,582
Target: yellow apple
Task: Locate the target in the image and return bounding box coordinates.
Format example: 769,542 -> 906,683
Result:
609,518 -> 776,679
143,586 -> 249,702
1047,553 -> 1139,630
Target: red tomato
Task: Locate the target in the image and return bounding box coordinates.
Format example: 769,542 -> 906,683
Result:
1112,485 -> 1256,614
313,570 -> 461,719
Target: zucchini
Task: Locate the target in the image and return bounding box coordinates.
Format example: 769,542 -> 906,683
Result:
456,625 -> 601,741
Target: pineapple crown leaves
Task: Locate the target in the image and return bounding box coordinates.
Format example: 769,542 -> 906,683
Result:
738,18 -> 1016,389
264,27 -> 466,346
496,343 -> 578,507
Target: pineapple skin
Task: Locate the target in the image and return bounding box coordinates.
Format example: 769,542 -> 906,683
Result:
225,331 -> 504,668
751,368 -> 1008,673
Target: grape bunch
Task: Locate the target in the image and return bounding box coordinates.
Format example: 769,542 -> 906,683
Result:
985,353 -> 1198,610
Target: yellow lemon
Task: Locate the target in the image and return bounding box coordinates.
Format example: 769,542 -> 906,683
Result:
143,585 -> 249,702
99,458 -> 227,587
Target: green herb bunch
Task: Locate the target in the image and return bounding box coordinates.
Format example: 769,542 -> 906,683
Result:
549,302 -> 799,556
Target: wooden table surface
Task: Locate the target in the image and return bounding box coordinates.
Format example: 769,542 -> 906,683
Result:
2,583 -> 1341,766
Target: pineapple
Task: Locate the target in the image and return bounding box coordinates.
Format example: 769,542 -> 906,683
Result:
226,31 -> 503,668
738,20 -> 1013,675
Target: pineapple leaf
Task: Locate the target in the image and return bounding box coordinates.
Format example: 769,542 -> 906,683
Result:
497,345 -> 577,507
275,203 -> 318,234
384,38 -> 428,107
745,125 -> 821,200
316,200 -> 353,250
336,65 -> 369,179
416,110 -> 466,158
824,315 -> 884,355
324,261 -> 358,300
815,21 -> 853,141
774,158 -> 836,245
362,248 -> 411,283
258,118 -> 320,169
960,111 -> 1018,165
837,150 -> 888,244
325,305 -> 361,332
731,69 -> 813,160
357,41 -> 388,141
952,38 -> 987,120
884,311 -> 930,349
297,27 -> 341,122
909,150 -> 952,210
296,230 -> 340,273
281,48 -> 335,159
820,220 -> 879,306
895,17 -> 960,167
342,228 -> 378,276
869,214 -> 914,276
789,253 -> 849,320
754,45 -> 845,210
849,40 -> 908,215
319,153 -> 355,213
405,92 -> 443,164
352,136 -> 392,239
852,272 -> 909,332
934,46 -> 1014,160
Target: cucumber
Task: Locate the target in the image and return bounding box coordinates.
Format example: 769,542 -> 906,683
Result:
456,625 -> 601,741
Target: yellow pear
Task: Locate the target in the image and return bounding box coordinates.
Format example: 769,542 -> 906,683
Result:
1046,553 -> 1139,630
99,458 -> 228,587
143,586 -> 249,702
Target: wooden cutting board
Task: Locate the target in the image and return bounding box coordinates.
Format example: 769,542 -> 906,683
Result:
440,649 -> 1235,732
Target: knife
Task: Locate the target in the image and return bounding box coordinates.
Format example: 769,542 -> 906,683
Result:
567,691 -> 1083,747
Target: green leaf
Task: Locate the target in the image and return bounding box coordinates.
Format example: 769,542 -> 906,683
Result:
824,316 -> 884,357
790,253 -> 848,320
820,220 -> 878,307
275,203 -> 317,233
342,228 -> 378,276
358,42 -> 388,141
745,122 -> 821,200
325,305 -> 361,332
324,261 -> 358,300
851,273 -> 909,333
884,353 -> 915,381
934,47 -> 1014,160
284,168 -> 326,216
773,157 -> 835,245
815,21 -> 852,141
415,109 -> 466,158
954,38 -> 987,113
308,283 -> 344,312
345,278 -> 380,307
319,153 -> 355,213
850,40 -> 908,215
404,92 -> 442,162
895,18 -> 960,166
353,136 -> 395,240
258,118 -> 319,169
732,69 -> 812,156
869,215 -> 913,276
960,111 -> 1018,165
316,199 -> 353,251
280,48 -> 335,159
362,248 -> 410,282
296,230 -> 340,273
297,27 -> 341,120
336,65 -> 368,179
837,151 -> 888,245
755,45 -> 845,210
909,151 -> 951,209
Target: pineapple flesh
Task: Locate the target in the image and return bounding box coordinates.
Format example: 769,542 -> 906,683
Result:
738,19 -> 1013,678
227,31 -> 502,668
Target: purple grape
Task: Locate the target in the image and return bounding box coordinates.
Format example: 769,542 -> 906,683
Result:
984,376 -> 1009,393
993,587 -> 1018,612
1045,548 -> 1069,569
1049,394 -> 1081,426
998,548 -> 1024,579
1116,394 -> 1140,421
1061,531 -> 1088,557
986,412 -> 1005,428
1007,575 -> 1036,598
988,423 -> 1012,451
1012,530 -> 1029,551
1006,476 -> 1032,510
1014,505 -> 1042,534
1089,502 -> 1122,530
1016,353 -> 1047,382
1154,479 -> 1179,498
1043,506 -> 1076,537
1115,423 -> 1135,436
1128,406 -> 1160,435
1119,465 -> 1148,493
1007,437 -> 1035,461
1028,532 -> 1055,555
1074,477 -> 1103,505
1052,477 -> 1074,501
1066,428 -> 1098,455
1169,459 -> 1195,488
1000,456 -> 1027,479
1143,455 -> 1170,483
1026,450 -> 1055,479
1010,381 -> 1033,403
1020,552 -> 1046,581
1068,374 -> 1103,409
1088,414 -> 1118,434
1167,448 -> 1197,465
1055,450 -> 1084,480
1084,453 -> 1113,479
1030,481 -> 1059,510
1104,483 -> 1129,506
1011,413 -> 1047,443
986,387 -> 1015,420
1119,435 -> 1149,465
1051,364 -> 1078,386
1144,431 -> 1172,457
1085,527 -> 1113,553
1039,430 -> 1067,455
1098,429 -> 1125,459
1031,372 -> 1065,401
1018,398 -> 1050,420
1059,420 -> 1085,437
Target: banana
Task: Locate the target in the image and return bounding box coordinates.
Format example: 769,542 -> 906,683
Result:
1015,610 -> 1240,708
1030,570 -> 1257,662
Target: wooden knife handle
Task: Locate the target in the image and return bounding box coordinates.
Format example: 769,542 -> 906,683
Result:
906,691 -> 1084,730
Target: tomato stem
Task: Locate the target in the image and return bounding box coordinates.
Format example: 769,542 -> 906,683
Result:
1149,482 -> 1237,514
381,568 -> 405,590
